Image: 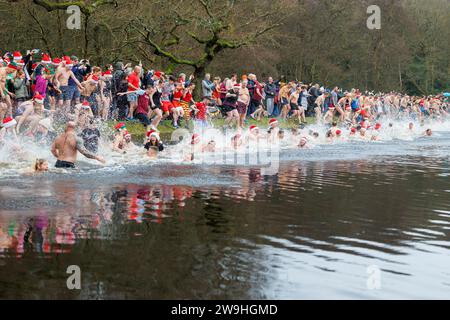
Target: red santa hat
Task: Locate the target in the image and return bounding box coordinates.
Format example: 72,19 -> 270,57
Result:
336,129 -> 342,136
81,101 -> 91,109
115,122 -> 126,130
64,57 -> 73,68
90,75 -> 99,84
41,53 -> 51,64
17,60 -> 25,67
124,131 -> 132,138
233,83 -> 241,89
191,133 -> 201,145
154,71 -> 162,78
1,116 -> 17,129
13,51 -> 22,61
374,123 -> 382,130
351,128 -> 357,134
249,125 -> 258,132
33,93 -> 44,104
146,130 -> 160,140
52,57 -> 62,66
102,70 -> 112,76
269,118 -> 278,126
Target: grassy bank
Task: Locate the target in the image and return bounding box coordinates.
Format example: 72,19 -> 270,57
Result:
108,117 -> 316,141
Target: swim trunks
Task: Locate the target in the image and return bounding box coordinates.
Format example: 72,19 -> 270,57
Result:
55,160 -> 76,169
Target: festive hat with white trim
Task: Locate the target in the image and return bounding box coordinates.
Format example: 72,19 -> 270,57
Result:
41,53 -> 51,64
33,93 -> 44,104
2,117 -> 17,128
13,51 -> 22,61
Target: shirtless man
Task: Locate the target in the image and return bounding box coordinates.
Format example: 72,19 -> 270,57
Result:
54,59 -> 83,112
278,83 -> 292,120
0,62 -> 18,119
338,93 -> 352,121
314,91 -> 329,122
289,87 -> 302,124
51,121 -> 105,168
15,93 -> 46,134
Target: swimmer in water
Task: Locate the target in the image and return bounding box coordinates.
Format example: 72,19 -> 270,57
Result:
51,121 -> 105,168
231,133 -> 243,150
144,130 -> 164,158
424,129 -> 432,137
34,159 -> 48,172
298,136 -> 310,149
202,140 -> 216,153
184,133 -> 202,161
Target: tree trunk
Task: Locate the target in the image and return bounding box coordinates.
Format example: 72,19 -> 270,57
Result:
193,66 -> 206,101
83,14 -> 89,57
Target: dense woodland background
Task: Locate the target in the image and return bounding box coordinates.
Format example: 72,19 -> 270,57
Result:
0,0 -> 449,95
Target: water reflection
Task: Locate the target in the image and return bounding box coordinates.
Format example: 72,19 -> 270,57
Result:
0,155 -> 449,299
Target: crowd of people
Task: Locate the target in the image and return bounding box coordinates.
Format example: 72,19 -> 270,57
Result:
1,49 -> 449,171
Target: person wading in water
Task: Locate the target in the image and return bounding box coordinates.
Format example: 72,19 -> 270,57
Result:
51,121 -> 105,168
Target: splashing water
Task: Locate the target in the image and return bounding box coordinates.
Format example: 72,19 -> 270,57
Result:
1,116 -> 449,178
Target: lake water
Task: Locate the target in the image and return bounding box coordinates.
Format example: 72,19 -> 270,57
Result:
0,130 -> 449,299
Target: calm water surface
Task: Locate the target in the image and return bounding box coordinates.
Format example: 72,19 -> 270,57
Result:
0,135 -> 449,299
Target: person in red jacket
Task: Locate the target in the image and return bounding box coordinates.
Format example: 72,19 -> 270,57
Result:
126,66 -> 141,120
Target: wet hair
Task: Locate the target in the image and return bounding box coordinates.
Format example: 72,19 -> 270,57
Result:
313,132 -> 319,138
34,159 -> 47,171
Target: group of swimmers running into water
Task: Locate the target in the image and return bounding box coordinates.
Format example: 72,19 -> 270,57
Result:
0,50 -> 449,171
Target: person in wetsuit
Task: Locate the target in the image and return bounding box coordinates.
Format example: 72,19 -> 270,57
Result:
80,120 -> 101,154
